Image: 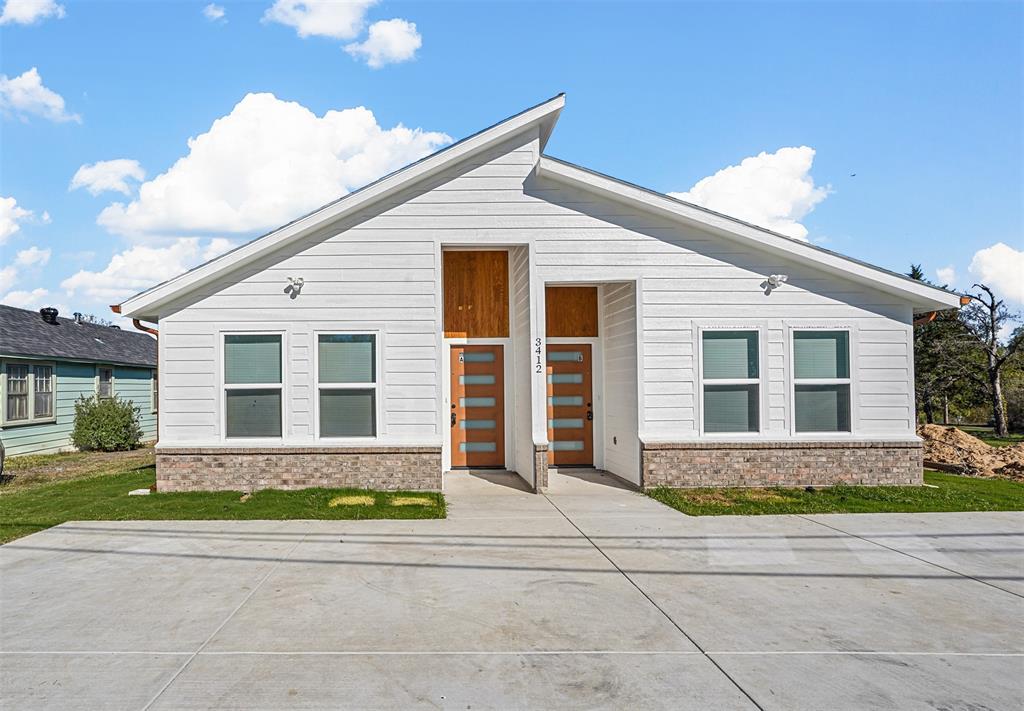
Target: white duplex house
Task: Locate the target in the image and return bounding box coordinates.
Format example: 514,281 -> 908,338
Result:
115,95 -> 960,492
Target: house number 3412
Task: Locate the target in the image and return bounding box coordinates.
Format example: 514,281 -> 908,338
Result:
535,338 -> 543,374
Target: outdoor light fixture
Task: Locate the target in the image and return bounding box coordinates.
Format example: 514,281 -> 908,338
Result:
285,276 -> 304,299
761,273 -> 789,295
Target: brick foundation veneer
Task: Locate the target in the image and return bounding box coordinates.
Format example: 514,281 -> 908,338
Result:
156,447 -> 442,492
641,440 -> 923,488
533,444 -> 549,491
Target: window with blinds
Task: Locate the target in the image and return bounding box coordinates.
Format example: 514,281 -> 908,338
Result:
701,330 -> 760,433
97,367 -> 114,399
2,361 -> 55,424
793,330 -> 851,432
224,334 -> 282,438
317,334 -> 377,438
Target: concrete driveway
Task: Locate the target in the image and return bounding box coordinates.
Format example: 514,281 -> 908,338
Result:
1,471 -> 1022,710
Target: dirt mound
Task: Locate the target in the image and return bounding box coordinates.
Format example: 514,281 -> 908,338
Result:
918,424 -> 1024,480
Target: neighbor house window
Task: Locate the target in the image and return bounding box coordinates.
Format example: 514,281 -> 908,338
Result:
224,334 -> 282,438
33,365 -> 53,418
317,334 -> 377,438
701,330 -> 760,433
5,364 -> 29,422
97,367 -> 114,399
2,361 -> 55,424
793,330 -> 851,432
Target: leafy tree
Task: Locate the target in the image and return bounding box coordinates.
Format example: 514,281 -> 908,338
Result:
960,285 -> 1023,436
908,265 -> 981,424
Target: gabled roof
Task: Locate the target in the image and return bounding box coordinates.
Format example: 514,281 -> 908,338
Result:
536,156 -> 962,312
118,94 -> 566,321
117,93 -> 961,319
0,305 -> 156,367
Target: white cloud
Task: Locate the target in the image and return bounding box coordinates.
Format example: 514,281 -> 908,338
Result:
0,246 -> 50,297
935,265 -> 956,286
70,159 -> 146,195
345,18 -> 421,68
0,195 -> 32,243
202,237 -> 236,261
14,245 -> 50,267
968,242 -> 1024,304
264,0 -> 376,39
669,146 -> 830,241
0,0 -> 65,25
0,266 -> 17,293
202,3 -> 225,21
61,237 -> 233,302
0,67 -> 80,123
1,287 -> 52,310
96,92 -> 450,238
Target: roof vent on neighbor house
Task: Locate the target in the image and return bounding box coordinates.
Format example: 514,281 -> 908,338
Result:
73,312 -> 84,324
40,307 -> 59,325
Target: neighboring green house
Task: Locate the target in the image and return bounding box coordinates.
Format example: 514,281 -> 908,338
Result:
0,305 -> 157,457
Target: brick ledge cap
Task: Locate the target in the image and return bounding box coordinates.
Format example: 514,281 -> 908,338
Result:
642,440 -> 922,451
158,446 -> 441,455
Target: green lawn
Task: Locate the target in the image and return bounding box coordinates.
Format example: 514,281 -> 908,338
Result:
648,471 -> 1024,516
0,464 -> 445,544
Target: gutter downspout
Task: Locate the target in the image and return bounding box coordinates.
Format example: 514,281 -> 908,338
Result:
912,296 -> 972,327
110,304 -> 159,337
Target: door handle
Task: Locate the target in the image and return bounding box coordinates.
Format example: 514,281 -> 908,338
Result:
451,412 -> 457,427
586,411 -> 593,421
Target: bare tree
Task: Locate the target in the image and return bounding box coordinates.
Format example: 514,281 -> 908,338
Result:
961,284 -> 1023,437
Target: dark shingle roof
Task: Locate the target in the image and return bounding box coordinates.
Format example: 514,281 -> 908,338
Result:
0,305 -> 156,367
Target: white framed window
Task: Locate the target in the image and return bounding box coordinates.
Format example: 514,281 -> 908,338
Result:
33,364 -> 54,418
700,329 -> 761,434
792,330 -> 851,433
223,334 -> 283,439
1,360 -> 56,425
316,333 -> 378,439
97,366 -> 114,399
151,370 -> 158,414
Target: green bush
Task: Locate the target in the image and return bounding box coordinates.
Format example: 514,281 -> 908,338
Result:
71,396 -> 143,452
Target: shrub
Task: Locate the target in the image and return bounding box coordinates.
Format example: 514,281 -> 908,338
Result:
71,396 -> 143,452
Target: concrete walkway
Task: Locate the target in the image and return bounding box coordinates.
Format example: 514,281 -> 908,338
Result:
1,471 -> 1022,710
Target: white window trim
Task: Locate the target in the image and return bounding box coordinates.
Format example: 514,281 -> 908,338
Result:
220,331 -> 286,442
696,324 -> 765,437
313,330 -> 382,442
151,369 -> 158,414
0,359 -> 57,427
787,325 -> 856,437
96,365 -> 115,400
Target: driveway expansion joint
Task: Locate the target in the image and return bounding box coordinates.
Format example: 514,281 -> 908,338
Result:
139,528 -> 312,711
796,514 -> 1024,600
541,491 -> 766,711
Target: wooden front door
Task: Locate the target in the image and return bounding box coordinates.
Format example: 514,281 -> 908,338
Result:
450,344 -> 505,468
546,344 -> 594,466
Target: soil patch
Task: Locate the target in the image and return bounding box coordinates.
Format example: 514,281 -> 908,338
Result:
1,448 -> 156,492
919,425 -> 1024,481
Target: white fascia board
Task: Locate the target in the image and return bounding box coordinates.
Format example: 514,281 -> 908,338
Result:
119,95 -> 566,320
537,156 -> 962,313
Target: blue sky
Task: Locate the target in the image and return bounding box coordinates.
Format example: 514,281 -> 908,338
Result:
2,0 -> 1022,325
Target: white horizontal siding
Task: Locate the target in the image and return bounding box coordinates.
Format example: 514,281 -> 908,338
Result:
601,283 -> 639,483
157,125 -> 917,450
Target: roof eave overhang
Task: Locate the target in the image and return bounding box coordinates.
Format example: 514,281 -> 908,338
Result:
537,156 -> 962,313
118,94 -> 566,320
